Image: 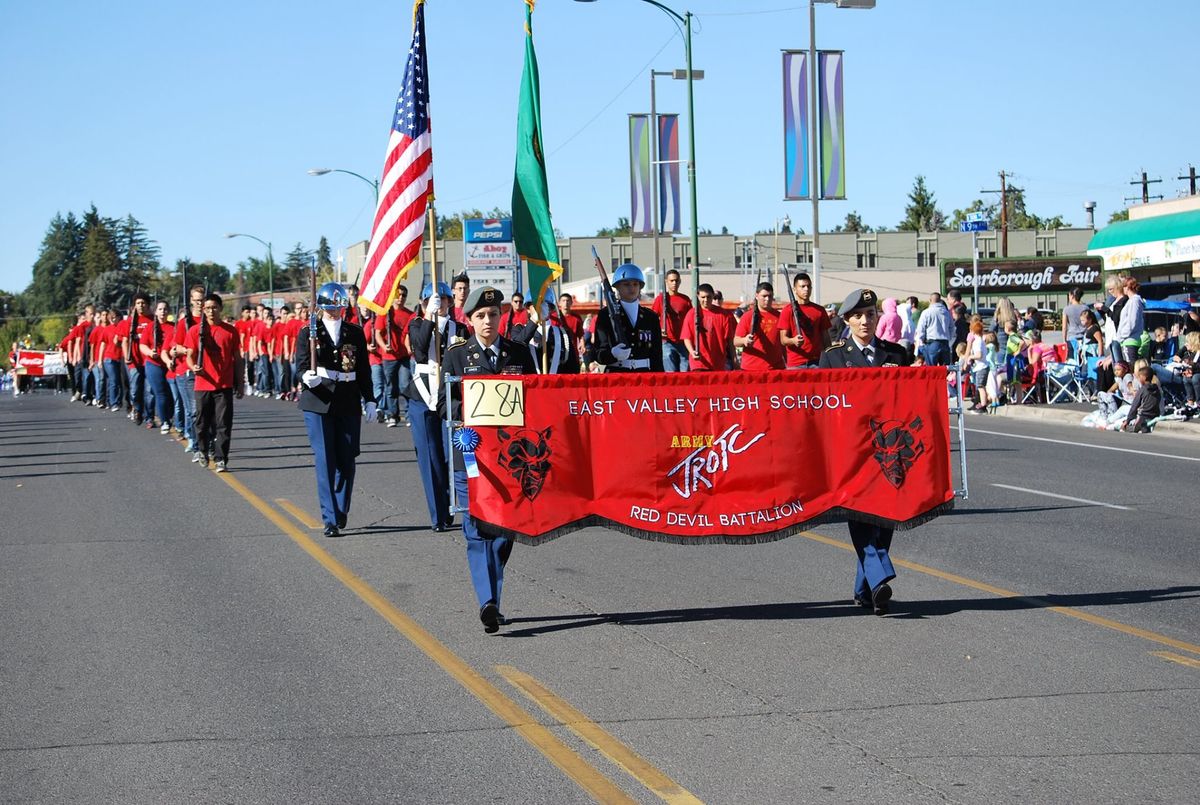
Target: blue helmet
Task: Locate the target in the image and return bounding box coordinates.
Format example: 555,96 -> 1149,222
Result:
420,281 -> 453,300
612,263 -> 645,287
317,281 -> 349,310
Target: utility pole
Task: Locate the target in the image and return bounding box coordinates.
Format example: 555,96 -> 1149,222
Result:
1125,170 -> 1163,205
1178,165 -> 1197,196
980,170 -> 1020,258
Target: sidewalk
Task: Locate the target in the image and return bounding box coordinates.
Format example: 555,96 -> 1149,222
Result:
986,399 -> 1200,441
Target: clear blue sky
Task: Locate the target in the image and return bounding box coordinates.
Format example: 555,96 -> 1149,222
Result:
1,0 -> 1195,293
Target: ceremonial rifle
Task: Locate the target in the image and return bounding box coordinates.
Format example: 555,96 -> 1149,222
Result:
127,287 -> 140,366
781,266 -> 804,347
152,291 -> 163,360
591,246 -> 635,347
659,285 -> 669,337
750,264 -> 763,339
196,280 -> 209,372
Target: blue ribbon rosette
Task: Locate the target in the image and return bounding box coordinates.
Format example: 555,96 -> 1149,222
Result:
453,427 -> 482,478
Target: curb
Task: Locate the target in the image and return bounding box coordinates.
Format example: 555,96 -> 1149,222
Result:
988,403 -> 1200,441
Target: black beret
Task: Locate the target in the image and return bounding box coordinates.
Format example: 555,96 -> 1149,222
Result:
464,286 -> 504,316
839,288 -> 878,317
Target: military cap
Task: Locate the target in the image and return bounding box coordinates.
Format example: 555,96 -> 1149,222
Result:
464,285 -> 504,316
839,288 -> 878,317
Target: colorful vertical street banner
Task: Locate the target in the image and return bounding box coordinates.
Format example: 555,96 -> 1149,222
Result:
782,51 -> 811,201
657,113 -> 682,234
628,114 -> 653,235
818,50 -> 846,200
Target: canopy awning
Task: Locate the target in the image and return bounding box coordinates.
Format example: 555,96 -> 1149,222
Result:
1087,209 -> 1200,270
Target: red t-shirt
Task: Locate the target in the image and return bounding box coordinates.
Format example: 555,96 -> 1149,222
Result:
172,318 -> 195,375
374,308 -> 413,361
272,320 -> 290,356
185,320 -> 239,391
140,318 -> 173,367
651,292 -> 695,343
88,325 -> 106,363
115,316 -> 154,367
776,301 -> 831,367
559,312 -> 584,343
235,318 -> 254,355
681,307 -> 735,371
100,324 -> 124,363
499,309 -> 530,338
735,307 -> 785,371
250,319 -> 267,353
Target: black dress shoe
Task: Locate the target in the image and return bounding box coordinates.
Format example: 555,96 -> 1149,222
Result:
853,594 -> 873,610
479,603 -> 500,634
432,524 -> 446,532
336,515 -> 347,529
871,583 -> 892,616
323,524 -> 341,538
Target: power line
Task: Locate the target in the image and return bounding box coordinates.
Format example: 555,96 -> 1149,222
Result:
1125,170 -> 1162,205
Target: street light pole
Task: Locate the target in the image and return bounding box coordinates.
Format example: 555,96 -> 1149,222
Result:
307,168 -> 381,204
225,233 -> 274,305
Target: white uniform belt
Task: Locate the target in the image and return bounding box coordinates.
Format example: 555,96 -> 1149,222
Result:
414,363 -> 437,376
316,367 -> 357,382
616,358 -> 651,370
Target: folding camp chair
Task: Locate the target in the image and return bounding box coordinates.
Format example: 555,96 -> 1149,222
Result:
1045,342 -> 1086,403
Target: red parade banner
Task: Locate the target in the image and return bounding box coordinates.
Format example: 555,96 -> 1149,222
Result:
462,368 -> 954,545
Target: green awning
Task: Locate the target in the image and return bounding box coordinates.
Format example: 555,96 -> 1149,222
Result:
1087,209 -> 1200,251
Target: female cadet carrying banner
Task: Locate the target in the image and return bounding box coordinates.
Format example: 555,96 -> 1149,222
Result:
403,281 -> 466,532
295,282 -> 376,537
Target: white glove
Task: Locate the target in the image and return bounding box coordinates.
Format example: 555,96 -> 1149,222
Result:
425,297 -> 440,318
302,370 -> 322,389
364,402 -> 378,421
611,343 -> 632,361
527,305 -> 540,325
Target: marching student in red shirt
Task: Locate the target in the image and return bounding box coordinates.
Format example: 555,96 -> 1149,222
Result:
88,310 -> 109,406
184,292 -> 243,471
117,292 -> 154,424
681,283 -> 736,371
498,291 -> 529,339
777,271 -> 832,369
168,287 -> 204,453
272,306 -> 293,399
557,293 -> 584,356
100,311 -> 126,411
252,307 -> 274,397
374,284 -> 414,427
235,305 -> 256,395
139,299 -> 176,433
651,269 -> 695,372
734,282 -> 785,370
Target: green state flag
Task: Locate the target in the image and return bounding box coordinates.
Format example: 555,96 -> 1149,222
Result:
511,0 -> 562,305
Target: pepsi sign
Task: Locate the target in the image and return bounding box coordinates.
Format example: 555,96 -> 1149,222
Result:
464,218 -> 513,243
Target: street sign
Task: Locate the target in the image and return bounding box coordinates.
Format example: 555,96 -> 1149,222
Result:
965,211 -> 988,223
960,220 -> 989,232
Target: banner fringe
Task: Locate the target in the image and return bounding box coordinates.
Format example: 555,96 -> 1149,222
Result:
478,497 -> 955,547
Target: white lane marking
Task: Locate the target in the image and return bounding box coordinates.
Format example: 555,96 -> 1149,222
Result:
991,483 -> 1132,511
966,428 -> 1200,463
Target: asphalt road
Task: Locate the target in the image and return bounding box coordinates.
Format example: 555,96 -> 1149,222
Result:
2,391 -> 1197,804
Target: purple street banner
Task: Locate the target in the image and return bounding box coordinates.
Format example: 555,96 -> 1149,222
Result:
782,50 -> 810,201
657,113 -> 681,234
818,50 -> 846,200
628,114 -> 652,235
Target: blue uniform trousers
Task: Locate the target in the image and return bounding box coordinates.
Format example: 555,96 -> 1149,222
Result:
454,469 -> 512,609
406,396 -> 450,527
304,410 -> 360,527
849,521 -> 896,598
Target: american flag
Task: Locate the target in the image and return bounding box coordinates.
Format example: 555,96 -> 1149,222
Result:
359,0 -> 433,314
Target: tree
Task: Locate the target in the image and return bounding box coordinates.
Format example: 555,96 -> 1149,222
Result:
114,214 -> 161,282
282,243 -> 313,290
316,236 -> 333,274
898,175 -> 946,232
1004,189 -> 1070,230
25,213 -> 85,315
834,211 -> 871,233
1108,209 -> 1130,223
79,216 -> 122,286
78,270 -> 139,311
948,199 -> 998,230
596,217 -> 632,237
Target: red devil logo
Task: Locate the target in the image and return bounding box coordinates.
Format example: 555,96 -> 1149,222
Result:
869,416 -> 926,489
497,427 -> 553,501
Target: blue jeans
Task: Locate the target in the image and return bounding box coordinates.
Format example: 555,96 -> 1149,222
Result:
92,365 -> 106,405
103,359 -> 124,407
380,359 -> 412,420
168,375 -> 185,430
370,363 -> 386,416
128,365 -> 147,418
921,340 -> 951,367
176,372 -> 197,447
662,341 -> 690,372
145,363 -> 173,424
256,355 -> 273,394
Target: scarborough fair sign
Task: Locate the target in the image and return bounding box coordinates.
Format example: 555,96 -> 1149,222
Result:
941,257 -> 1103,295
461,370 -> 955,545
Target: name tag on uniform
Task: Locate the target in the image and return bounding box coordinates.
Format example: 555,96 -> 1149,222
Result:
463,378 -> 525,427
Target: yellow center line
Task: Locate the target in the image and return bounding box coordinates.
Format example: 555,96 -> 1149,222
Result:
1151,651 -> 1200,670
797,530 -> 1200,657
215,471 -> 635,805
275,498 -> 323,530
498,665 -> 704,805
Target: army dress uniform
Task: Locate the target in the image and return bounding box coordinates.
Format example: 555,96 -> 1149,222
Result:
817,288 -> 911,614
439,287 -> 537,633
404,292 -> 468,531
296,284 -> 376,537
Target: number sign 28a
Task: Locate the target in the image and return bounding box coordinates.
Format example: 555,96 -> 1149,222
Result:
463,379 -> 526,427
